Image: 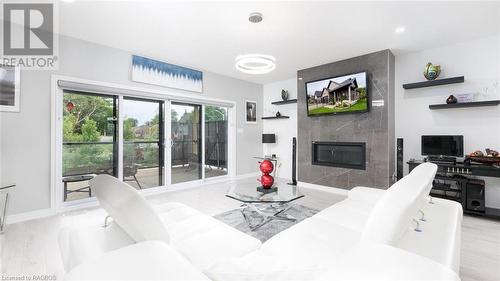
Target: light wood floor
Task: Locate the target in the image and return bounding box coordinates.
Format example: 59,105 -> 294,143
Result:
1,179 -> 499,280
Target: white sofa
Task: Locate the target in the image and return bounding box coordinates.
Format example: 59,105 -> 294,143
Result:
60,162 -> 462,280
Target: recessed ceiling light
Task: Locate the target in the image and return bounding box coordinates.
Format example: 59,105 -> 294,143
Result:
248,12 -> 263,23
235,54 -> 276,74
395,26 -> 406,34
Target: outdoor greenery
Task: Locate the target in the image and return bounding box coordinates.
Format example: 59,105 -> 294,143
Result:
205,106 -> 227,121
63,93 -> 114,137
123,113 -> 159,170
358,87 -> 367,99
63,93 -> 115,176
308,97 -> 368,115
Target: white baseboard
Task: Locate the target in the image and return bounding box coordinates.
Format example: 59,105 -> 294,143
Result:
298,181 -> 349,196
6,208 -> 55,224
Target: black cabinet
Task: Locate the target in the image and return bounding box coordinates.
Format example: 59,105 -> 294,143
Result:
408,160 -> 500,219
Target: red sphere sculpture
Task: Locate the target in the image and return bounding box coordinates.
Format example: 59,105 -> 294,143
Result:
259,160 -> 274,175
259,174 -> 274,189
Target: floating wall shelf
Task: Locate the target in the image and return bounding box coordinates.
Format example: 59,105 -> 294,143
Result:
403,76 -> 465,89
261,116 -> 290,120
271,99 -> 298,105
429,100 -> 500,110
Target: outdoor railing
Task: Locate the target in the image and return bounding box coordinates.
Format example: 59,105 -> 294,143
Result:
63,138 -> 227,177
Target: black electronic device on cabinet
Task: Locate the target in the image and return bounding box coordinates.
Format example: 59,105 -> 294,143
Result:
421,135 -> 464,158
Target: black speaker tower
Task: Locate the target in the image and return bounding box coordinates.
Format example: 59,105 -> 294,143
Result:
397,138 -> 404,181
289,137 -> 297,185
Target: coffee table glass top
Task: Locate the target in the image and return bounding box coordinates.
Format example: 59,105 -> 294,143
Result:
226,178 -> 303,203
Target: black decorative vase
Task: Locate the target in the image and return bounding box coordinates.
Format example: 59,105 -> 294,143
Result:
281,89 -> 289,101
446,95 -> 458,104
276,111 -> 281,117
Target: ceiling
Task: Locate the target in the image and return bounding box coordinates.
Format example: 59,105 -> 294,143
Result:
57,1 -> 500,84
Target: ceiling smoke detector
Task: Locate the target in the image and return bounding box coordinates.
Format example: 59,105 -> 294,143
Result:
248,12 -> 263,23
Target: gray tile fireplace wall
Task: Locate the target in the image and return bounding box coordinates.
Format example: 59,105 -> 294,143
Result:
297,49 -> 395,189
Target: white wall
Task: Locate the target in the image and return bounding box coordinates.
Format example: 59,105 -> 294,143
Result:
395,35 -> 500,208
0,35 -> 263,216
263,78 -> 298,180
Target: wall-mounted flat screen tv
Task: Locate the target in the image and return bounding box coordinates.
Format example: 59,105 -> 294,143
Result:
306,71 -> 368,116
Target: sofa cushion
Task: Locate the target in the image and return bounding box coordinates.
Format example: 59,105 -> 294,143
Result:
206,248 -> 334,281
314,198 -> 373,232
316,242 -> 460,281
65,241 -> 210,281
347,186 -> 385,205
154,202 -> 202,227
156,203 -> 262,270
261,216 -> 360,262
206,216 -> 360,281
90,174 -> 170,244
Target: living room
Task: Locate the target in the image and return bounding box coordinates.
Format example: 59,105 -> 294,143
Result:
1,1 -> 499,280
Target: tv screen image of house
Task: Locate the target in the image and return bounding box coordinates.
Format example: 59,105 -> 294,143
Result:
306,71 -> 368,116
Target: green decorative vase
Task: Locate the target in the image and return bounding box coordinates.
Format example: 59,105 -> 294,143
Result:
281,89 -> 289,101
423,62 -> 441,80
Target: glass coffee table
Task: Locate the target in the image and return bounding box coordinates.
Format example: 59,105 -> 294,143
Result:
226,178 -> 304,231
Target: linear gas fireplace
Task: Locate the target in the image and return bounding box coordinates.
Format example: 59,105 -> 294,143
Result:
312,141 -> 366,170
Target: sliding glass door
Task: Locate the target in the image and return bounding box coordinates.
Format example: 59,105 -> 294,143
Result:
62,91 -> 117,202
171,103 -> 202,184
122,97 -> 164,189
60,89 -> 230,205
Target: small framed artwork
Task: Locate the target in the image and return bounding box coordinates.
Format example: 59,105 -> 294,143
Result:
246,100 -> 257,124
0,65 -> 20,112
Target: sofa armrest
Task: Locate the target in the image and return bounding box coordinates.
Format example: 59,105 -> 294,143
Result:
65,241 -> 210,281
